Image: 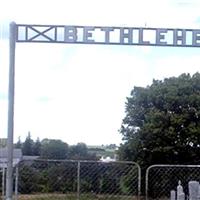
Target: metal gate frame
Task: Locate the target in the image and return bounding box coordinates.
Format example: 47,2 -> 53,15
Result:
6,22 -> 200,199
145,164 -> 200,200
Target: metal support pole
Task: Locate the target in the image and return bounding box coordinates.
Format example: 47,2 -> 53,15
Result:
6,22 -> 16,200
14,167 -> 18,200
77,161 -> 80,200
2,168 -> 5,199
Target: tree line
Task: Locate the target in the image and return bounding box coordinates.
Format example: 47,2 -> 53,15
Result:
118,72 -> 200,196
119,72 -> 200,166
15,132 -> 98,160
15,72 -> 200,166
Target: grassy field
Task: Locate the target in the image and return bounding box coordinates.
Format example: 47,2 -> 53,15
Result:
9,193 -> 137,200
88,145 -> 117,158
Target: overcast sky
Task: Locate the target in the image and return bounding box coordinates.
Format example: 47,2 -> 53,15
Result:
0,0 -> 200,145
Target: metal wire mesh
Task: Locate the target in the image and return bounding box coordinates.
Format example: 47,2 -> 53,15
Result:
0,169 -> 2,199
79,161 -> 139,200
0,168 -> 5,200
146,165 -> 200,200
14,160 -> 140,200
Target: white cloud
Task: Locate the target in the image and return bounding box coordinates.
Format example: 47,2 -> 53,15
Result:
153,52 -> 200,80
1,0 -> 198,28
1,0 -> 200,145
13,44 -> 153,144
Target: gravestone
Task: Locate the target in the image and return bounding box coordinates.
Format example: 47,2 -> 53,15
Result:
177,181 -> 185,200
170,190 -> 176,200
189,181 -> 199,200
170,181 -> 185,200
171,180 -> 200,200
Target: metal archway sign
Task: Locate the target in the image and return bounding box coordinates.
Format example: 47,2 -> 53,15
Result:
16,23 -> 200,46
6,22 -> 200,199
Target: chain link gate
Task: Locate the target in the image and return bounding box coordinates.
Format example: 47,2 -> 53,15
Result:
145,165 -> 200,200
15,159 -> 140,200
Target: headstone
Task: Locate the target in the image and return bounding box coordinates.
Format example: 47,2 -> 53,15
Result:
178,193 -> 185,200
170,190 -> 176,200
177,181 -> 185,200
197,185 -> 200,200
177,180 -> 183,194
189,181 -> 199,200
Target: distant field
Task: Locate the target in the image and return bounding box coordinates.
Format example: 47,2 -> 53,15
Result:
88,145 -> 117,158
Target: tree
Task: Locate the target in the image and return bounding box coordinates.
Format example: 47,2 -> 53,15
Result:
69,143 -> 87,159
40,139 -> 69,159
18,163 -> 41,194
32,137 -> 41,156
22,132 -> 34,155
15,136 -> 22,148
119,73 -> 200,166
69,143 -> 98,160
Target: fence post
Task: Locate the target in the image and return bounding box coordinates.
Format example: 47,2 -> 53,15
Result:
2,167 -> 5,200
77,161 -> 80,200
135,162 -> 141,197
14,167 -> 18,200
6,21 -> 17,200
145,165 -> 153,200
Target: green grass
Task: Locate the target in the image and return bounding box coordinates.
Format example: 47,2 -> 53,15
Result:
14,193 -> 136,200
13,194 -> 72,200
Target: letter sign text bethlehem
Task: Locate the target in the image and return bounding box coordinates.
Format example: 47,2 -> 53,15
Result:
64,26 -> 200,47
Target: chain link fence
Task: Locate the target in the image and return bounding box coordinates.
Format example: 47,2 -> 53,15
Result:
3,162 -> 200,200
145,165 -> 200,200
0,169 -> 2,198
0,160 -> 200,200
11,160 -> 141,200
0,167 -> 6,200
